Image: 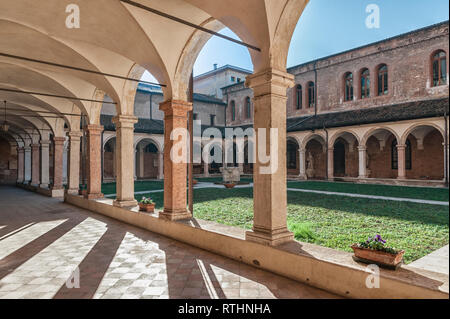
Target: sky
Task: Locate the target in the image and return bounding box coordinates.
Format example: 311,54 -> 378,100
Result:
141,0 -> 449,82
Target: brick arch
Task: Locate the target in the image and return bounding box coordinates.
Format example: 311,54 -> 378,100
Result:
103,135 -> 116,150
134,137 -> 162,153
400,123 -> 445,145
301,133 -> 326,150
361,126 -> 400,146
329,130 -> 361,148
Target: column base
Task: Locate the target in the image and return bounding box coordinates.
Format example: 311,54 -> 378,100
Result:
113,199 -> 138,208
245,227 -> 294,246
159,209 -> 192,221
84,193 -> 104,200
66,188 -> 79,195
298,174 -> 307,180
358,175 -> 368,179
39,183 -> 49,189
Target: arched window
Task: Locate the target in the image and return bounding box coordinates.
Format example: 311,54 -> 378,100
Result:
344,72 -> 353,101
245,97 -> 251,119
307,82 -> 315,108
144,143 -> 158,153
231,101 -> 236,121
377,64 -> 388,96
296,85 -> 303,109
391,139 -> 412,170
360,69 -> 370,99
432,50 -> 447,87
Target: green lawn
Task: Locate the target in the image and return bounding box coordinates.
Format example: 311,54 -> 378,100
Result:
101,180 -> 164,195
139,187 -> 449,264
287,181 -> 449,202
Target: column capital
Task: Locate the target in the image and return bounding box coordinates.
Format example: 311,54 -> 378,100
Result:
357,146 -> 367,151
40,140 -> 51,146
245,68 -> 295,97
53,137 -> 66,144
85,124 -> 104,135
31,143 -> 40,149
112,115 -> 138,128
24,146 -> 31,151
159,100 -> 192,116
396,144 -> 406,150
17,146 -> 24,152
68,131 -> 83,139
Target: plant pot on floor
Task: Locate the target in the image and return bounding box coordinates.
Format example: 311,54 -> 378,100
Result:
139,203 -> 155,213
351,244 -> 405,269
224,183 -> 236,189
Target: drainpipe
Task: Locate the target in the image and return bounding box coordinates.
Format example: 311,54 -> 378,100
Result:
445,112 -> 448,187
314,61 -> 318,116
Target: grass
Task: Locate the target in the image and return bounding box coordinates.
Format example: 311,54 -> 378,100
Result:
101,180 -> 164,195
287,181 -> 449,202
139,187 -> 448,264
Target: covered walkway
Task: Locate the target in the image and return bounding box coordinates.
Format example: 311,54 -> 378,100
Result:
0,186 -> 338,299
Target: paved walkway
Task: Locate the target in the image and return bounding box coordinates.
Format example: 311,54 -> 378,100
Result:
105,182 -> 449,206
0,186 -> 338,299
409,245 -> 449,275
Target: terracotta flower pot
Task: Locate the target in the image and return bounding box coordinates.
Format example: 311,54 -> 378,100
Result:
193,179 -> 198,186
224,183 -> 236,189
79,189 -> 87,196
139,202 -> 155,213
351,244 -> 405,268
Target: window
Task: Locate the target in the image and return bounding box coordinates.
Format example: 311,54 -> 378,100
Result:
287,142 -> 297,169
391,139 -> 412,170
231,101 -> 236,121
296,85 -> 303,109
231,76 -> 236,82
210,115 -> 216,126
193,113 -> 198,121
307,82 -> 315,108
237,78 -> 241,83
432,50 -> 447,87
360,69 -> 370,99
344,72 -> 353,101
245,97 -> 251,119
377,64 -> 388,95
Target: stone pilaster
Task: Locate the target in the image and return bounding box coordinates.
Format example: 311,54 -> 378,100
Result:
67,131 -> 82,195
244,68 -> 294,246
16,147 -> 24,183
85,125 -> 104,199
159,100 -> 192,221
358,146 -> 368,178
31,144 -> 40,186
52,137 -> 65,190
397,144 -> 406,179
40,140 -> 50,188
203,161 -> 209,177
112,115 -> 138,208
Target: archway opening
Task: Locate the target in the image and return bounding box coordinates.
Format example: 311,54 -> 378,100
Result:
364,129 -> 398,179
287,139 -> 300,175
304,136 -> 327,179
135,139 -> 160,180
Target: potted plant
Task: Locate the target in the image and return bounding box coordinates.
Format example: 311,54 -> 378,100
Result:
139,197 -> 155,213
223,182 -> 236,189
193,179 -> 198,186
351,234 -> 405,269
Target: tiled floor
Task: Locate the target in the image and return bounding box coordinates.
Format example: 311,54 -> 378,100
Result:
0,186 -> 339,299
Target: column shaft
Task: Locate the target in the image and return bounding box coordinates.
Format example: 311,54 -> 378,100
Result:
52,137 -> 65,190
299,149 -> 306,179
158,151 -> 164,180
17,147 -> 24,183
113,115 -> 138,207
244,69 -> 294,246
159,100 -> 192,221
397,144 -> 406,179
40,141 -> 50,188
85,125 -> 104,199
24,146 -> 31,183
67,132 -> 82,194
327,148 -> 334,180
31,144 -> 40,186
358,146 -> 368,178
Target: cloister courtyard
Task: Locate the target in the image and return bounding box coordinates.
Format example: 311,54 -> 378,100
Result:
0,0 -> 449,303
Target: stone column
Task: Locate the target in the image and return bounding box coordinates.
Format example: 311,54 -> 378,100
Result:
203,161 -> 209,177
52,137 -> 65,190
31,144 -> 40,187
67,131 -> 82,194
244,69 -> 295,246
112,115 -> 138,207
444,143 -> 449,182
397,144 -> 406,179
157,151 -> 164,180
327,147 -> 334,180
40,140 -> 50,188
134,149 -> 138,181
85,125 -> 104,199
17,147 -> 24,183
358,146 -> 368,178
159,100 -> 192,221
299,149 -> 306,179
24,146 -> 31,183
